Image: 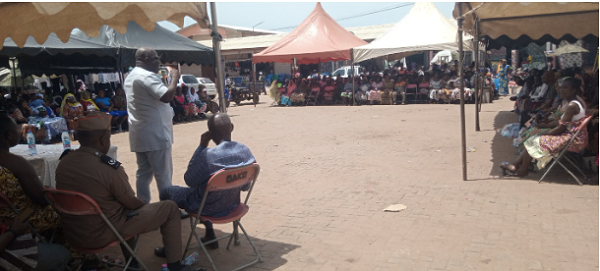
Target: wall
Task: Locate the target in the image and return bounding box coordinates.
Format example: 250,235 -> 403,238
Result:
180,64 -> 203,77
274,62 -> 292,75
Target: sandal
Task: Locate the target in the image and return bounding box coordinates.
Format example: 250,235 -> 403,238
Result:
500,161 -> 517,176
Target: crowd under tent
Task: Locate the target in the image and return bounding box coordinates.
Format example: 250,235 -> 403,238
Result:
452,2 -> 599,181
353,2 -> 476,63
252,2 -> 367,65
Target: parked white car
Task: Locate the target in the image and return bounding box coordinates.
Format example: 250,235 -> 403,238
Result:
197,77 -> 217,100
331,65 -> 361,80
178,74 -> 200,90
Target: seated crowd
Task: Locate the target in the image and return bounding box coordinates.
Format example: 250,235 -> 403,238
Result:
0,111 -> 250,271
502,66 -> 599,182
268,62 -> 492,106
0,80 -> 219,143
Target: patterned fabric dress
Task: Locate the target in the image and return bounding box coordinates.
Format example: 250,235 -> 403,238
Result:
497,65 -> 510,95
524,115 -> 588,169
518,109 -> 563,146
0,167 -> 60,231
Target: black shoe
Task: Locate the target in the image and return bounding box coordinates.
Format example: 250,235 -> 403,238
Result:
154,247 -> 166,258
180,210 -> 190,220
201,235 -> 219,249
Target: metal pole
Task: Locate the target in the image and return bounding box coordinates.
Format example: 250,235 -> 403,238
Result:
210,2 -> 227,113
474,19 -> 480,132
351,49 -> 355,106
10,58 -> 17,97
458,3 -> 467,181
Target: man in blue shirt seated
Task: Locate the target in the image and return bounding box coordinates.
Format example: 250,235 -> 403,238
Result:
157,113 -> 255,255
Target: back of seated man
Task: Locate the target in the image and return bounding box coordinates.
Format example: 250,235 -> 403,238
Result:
55,111 -> 201,271
160,113 -> 255,251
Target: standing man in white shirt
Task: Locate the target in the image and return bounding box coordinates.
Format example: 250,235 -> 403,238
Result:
124,47 -> 181,203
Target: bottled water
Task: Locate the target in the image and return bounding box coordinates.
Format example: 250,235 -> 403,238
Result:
26,130 -> 36,155
182,251 -> 199,266
61,130 -> 71,150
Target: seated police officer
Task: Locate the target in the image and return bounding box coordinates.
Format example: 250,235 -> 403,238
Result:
55,111 -> 203,271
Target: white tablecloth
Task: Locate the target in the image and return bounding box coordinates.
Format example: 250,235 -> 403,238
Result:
9,144 -> 118,188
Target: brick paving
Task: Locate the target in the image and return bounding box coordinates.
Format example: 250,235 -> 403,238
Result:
104,96 -> 598,271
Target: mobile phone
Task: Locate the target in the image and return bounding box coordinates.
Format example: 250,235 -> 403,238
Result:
18,207 -> 35,223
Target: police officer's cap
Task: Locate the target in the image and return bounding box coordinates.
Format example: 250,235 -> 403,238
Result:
76,111 -> 112,131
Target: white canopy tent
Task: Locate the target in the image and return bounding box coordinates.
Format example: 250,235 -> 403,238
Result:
353,2 -> 476,63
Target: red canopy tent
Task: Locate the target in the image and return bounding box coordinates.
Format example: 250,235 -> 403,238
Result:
252,3 -> 367,64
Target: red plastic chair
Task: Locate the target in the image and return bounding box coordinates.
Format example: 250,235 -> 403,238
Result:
539,115 -> 593,185
183,163 -> 262,271
44,189 -> 148,271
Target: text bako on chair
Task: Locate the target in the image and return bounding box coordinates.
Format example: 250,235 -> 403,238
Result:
183,163 -> 262,271
539,115 -> 593,185
44,189 -> 149,271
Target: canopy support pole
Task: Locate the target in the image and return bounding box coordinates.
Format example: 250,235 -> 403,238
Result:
210,2 -> 227,113
474,19 -> 480,132
351,49 -> 355,106
252,60 -> 257,107
10,58 -> 17,97
458,3 -> 467,181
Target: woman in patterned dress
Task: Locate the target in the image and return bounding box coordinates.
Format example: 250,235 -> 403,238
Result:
0,116 -> 60,232
501,77 -> 588,177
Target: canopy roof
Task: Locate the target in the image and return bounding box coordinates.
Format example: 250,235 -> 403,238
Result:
252,3 -> 367,64
0,21 -> 214,76
72,21 -> 215,67
353,2 -> 475,63
454,2 -> 599,49
0,2 -> 209,50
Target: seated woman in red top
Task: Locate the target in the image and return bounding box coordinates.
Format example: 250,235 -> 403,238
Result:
79,90 -> 99,114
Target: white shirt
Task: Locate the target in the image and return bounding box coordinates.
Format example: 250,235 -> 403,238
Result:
187,91 -> 200,103
124,67 -> 173,152
530,83 -> 548,102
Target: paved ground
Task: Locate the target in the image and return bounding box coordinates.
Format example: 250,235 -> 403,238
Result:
103,95 -> 598,271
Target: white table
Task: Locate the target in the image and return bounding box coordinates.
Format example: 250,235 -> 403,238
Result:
10,144 -> 118,188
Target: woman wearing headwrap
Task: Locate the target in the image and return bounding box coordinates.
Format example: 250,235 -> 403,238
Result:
79,90 -> 99,114
268,75 -> 281,105
60,93 -> 84,135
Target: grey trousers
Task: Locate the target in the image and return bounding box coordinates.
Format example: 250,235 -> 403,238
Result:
135,147 -> 173,203
34,243 -> 70,271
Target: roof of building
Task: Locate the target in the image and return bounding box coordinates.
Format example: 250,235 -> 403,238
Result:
199,23 -> 396,53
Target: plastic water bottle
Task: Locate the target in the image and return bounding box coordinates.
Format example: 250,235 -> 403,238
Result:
26,130 -> 36,155
160,264 -> 169,271
182,251 -> 199,266
61,130 -> 71,150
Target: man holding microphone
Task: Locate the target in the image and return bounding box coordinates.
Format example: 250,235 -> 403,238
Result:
124,47 -> 180,204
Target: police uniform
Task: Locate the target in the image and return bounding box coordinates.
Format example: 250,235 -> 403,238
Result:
55,112 -> 183,263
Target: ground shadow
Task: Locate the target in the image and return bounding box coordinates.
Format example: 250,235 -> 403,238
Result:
99,223 -> 299,271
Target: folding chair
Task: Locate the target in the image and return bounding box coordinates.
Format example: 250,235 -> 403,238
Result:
417,83 -> 430,104
305,88 -> 321,106
539,115 -> 593,185
44,189 -> 149,271
404,84 -> 418,104
0,191 -> 48,242
183,163 -> 262,271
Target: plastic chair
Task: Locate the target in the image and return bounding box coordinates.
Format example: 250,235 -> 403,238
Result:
417,83 -> 430,103
404,84 -> 418,104
183,163 -> 262,271
44,189 -> 148,271
539,115 -> 593,185
305,87 -> 321,106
